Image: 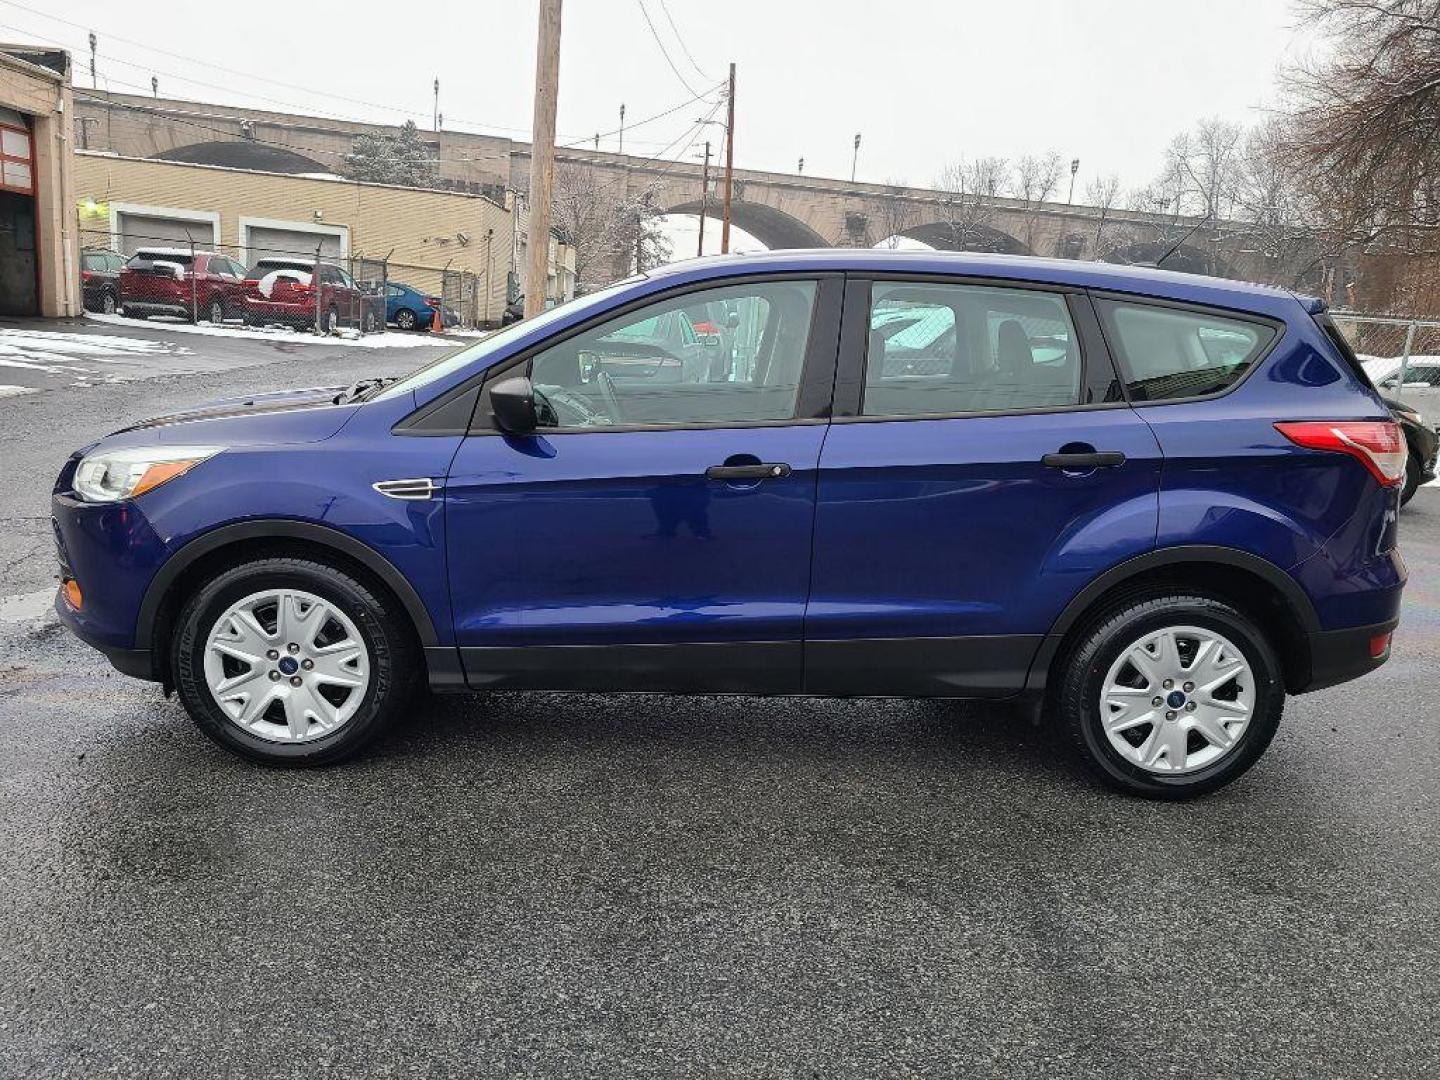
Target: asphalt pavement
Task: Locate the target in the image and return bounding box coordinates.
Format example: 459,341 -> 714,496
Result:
1,319 -> 1437,1079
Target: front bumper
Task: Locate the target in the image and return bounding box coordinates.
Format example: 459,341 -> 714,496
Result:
51,490 -> 168,682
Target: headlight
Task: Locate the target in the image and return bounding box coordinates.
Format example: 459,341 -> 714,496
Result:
73,445 -> 224,503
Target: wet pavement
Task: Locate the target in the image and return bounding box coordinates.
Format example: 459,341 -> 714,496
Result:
1,324 -> 1437,1078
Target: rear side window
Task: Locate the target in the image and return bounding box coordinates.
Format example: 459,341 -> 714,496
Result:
861,281 -> 1082,417
1097,299 -> 1275,402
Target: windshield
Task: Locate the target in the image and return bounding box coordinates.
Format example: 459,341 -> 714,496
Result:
369,278 -> 642,402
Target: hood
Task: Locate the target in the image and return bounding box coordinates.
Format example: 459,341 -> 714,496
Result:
120,384 -> 346,430
97,385 -> 358,452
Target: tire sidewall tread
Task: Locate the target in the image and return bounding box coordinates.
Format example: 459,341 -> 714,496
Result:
1055,591 -> 1285,800
172,557 -> 416,766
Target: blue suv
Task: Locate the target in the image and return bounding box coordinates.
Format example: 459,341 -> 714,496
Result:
51,252 -> 1406,797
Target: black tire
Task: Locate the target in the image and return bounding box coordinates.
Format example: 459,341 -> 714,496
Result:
101,290 -> 118,315
1401,454 -> 1420,507
395,307 -> 416,330
208,298 -> 225,324
323,306 -> 338,334
1053,591 -> 1285,799
171,556 -> 418,766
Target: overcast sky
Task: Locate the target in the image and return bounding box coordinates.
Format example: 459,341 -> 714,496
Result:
16,0 -> 1316,195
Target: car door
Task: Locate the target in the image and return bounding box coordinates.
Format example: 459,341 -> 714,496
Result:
805,276 -> 1162,697
444,274 -> 842,693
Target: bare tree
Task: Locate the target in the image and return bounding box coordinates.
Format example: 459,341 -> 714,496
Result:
1225,118 -> 1321,287
551,164 -> 670,289
1276,0 -> 1440,304
934,156 -> 1012,251
876,177 -> 919,248
1084,173 -> 1128,256
1013,151 -> 1064,251
1161,118 -> 1244,220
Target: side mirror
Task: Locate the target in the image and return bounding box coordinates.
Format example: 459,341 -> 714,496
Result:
489,376 -> 537,435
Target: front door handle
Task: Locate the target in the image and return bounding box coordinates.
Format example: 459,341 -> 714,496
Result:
1041,451 -> 1126,470
705,462 -> 791,481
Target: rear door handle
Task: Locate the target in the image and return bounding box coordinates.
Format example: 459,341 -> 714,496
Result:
1042,451 -> 1126,469
705,462 -> 791,481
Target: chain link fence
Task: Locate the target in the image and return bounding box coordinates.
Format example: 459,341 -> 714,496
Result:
1330,311 -> 1440,424
77,220 -> 495,336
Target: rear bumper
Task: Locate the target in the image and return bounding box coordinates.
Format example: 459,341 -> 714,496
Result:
1295,618 -> 1399,693
244,297 -> 316,320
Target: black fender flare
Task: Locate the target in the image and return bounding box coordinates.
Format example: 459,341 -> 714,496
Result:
135,519 -> 440,649
1022,545 -> 1320,693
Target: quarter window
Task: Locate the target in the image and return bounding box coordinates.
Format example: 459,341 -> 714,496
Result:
861,282 -> 1082,417
1097,300 -> 1276,402
525,279 -> 819,428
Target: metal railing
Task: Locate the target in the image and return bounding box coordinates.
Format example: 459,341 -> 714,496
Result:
1329,311 -> 1440,423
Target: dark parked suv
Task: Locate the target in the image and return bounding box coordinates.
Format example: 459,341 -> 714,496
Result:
51,251 -> 1406,798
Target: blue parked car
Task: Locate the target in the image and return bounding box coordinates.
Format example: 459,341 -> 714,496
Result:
383,281 -> 451,330
51,251 -> 1406,797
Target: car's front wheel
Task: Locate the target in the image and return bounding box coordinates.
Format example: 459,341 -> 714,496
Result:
1054,591 -> 1284,799
172,557 -> 418,765
395,307 -> 416,330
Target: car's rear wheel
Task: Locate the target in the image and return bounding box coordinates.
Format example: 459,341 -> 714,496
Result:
1401,454 -> 1420,506
1054,591 -> 1284,799
101,290 -> 117,315
395,307 -> 416,330
208,298 -> 225,324
172,557 -> 418,766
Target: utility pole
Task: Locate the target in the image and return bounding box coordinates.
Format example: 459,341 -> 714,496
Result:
150,75 -> 158,97
851,133 -> 861,183
88,32 -> 96,89
524,0 -> 562,318
721,62 -> 736,254
696,140 -> 712,256
618,103 -> 626,154
1068,157 -> 1079,204
797,157 -> 803,175
433,79 -> 440,131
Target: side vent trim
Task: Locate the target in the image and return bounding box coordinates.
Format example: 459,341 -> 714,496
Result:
373,477 -> 442,501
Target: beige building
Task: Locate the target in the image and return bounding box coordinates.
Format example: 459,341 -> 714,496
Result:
0,44 -> 78,317
75,151 -> 522,321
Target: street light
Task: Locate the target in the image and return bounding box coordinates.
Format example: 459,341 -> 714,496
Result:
88,31 -> 96,89
851,133 -> 862,183
798,156 -> 804,175
1068,157 -> 1080,204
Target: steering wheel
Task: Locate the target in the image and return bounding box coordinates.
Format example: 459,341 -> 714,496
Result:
597,369 -> 626,424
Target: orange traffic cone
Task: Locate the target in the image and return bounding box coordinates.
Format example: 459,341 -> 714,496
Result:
430,305 -> 443,333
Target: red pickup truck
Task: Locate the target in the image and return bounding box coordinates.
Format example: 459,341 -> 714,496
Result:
117,249 -> 248,323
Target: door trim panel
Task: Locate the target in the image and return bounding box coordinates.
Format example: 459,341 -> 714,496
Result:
804,635 -> 1043,698
459,641 -> 801,694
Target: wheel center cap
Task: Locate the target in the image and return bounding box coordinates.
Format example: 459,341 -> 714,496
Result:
1166,690 -> 1187,709
278,656 -> 300,676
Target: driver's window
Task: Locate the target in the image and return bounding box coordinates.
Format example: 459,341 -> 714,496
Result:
527,279 -> 818,428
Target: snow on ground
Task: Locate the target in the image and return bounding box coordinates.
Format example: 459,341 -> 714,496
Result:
0,384 -> 37,398
0,326 -> 189,384
84,312 -> 457,348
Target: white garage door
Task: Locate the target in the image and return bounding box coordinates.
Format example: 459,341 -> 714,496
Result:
246,226 -> 344,266
115,213 -> 216,256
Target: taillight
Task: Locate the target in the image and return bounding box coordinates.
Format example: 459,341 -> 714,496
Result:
424,296 -> 441,308
81,270 -> 95,281
1275,421 -> 1407,487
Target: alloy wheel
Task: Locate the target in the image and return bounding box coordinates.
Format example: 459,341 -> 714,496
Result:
1099,624 -> 1255,775
202,588 -> 371,743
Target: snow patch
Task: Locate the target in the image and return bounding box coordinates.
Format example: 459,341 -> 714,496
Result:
84,312 -> 455,348
0,588 -> 55,625
0,383 -> 36,398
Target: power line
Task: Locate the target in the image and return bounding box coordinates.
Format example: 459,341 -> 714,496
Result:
559,81 -> 721,149
0,0 -> 687,147
635,0 -> 701,97
657,0 -> 711,82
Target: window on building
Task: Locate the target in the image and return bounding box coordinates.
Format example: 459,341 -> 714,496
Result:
0,123 -> 33,194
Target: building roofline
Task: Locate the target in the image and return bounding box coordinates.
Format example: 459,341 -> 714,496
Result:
75,149 -> 508,212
